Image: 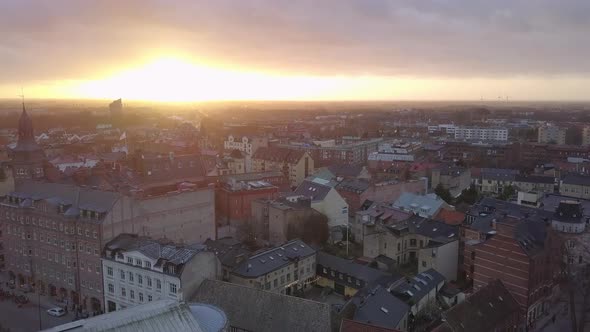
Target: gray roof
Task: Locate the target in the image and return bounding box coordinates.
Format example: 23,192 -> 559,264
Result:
191,279 -> 331,332
467,198 -> 550,256
540,193 -> 590,219
232,239 -> 315,278
8,181 -> 121,220
336,178 -> 371,194
353,285 -> 409,330
391,268 -> 446,304
105,234 -> 206,272
562,173 -> 590,186
316,251 -> 391,287
393,193 -> 445,217
386,216 -> 459,245
480,168 -> 519,181
442,280 -> 520,332
204,238 -> 251,268
466,197 -> 553,234
294,180 -> 332,201
514,175 -> 554,184
43,300 -> 210,332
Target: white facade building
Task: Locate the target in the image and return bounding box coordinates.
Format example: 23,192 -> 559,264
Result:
223,135 -> 268,172
102,234 -> 220,313
454,127 -> 508,141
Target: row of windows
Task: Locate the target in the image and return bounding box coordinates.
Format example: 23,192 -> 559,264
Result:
107,266 -> 163,290
107,281 -> 176,296
107,284 -> 153,302
4,218 -> 99,240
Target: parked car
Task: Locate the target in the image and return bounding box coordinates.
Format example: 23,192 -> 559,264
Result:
47,308 -> 66,317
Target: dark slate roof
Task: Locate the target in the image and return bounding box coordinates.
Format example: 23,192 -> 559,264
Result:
317,251 -> 391,286
562,173 -> 590,186
466,197 -> 553,234
232,239 -> 315,278
294,180 -> 332,201
514,175 -> 554,184
219,171 -> 284,183
104,234 -> 206,273
386,216 -> 458,244
353,285 -> 409,330
7,181 -> 120,221
327,164 -> 365,178
553,200 -> 584,224
480,168 -> 519,181
253,147 -> 306,164
436,165 -> 468,176
391,269 -> 446,304
540,193 -> 590,218
204,238 -> 251,268
514,219 -> 548,256
191,279 -> 331,332
336,178 -> 372,194
442,280 -> 520,332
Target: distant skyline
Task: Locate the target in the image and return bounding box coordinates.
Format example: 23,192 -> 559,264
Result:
1,0 -> 590,101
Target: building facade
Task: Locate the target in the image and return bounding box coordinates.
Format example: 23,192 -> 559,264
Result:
229,239 -> 316,295
454,127 -> 508,141
223,135 -> 268,172
252,147 -> 313,187
538,125 -> 567,145
102,234 -> 220,312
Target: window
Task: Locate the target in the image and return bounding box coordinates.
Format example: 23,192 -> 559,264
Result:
138,274 -> 143,285
147,277 -> 152,288
144,261 -> 152,269
274,279 -> 278,287
121,287 -> 126,297
127,257 -> 133,264
170,283 -> 177,294
148,295 -> 152,302
107,267 -> 113,276
130,290 -> 135,300
120,270 -> 125,280
156,279 -> 161,290
128,272 -> 134,282
139,293 -> 144,302
287,273 -> 291,282
410,239 -> 417,247
422,261 -> 427,267
397,243 -> 401,251
135,258 -> 142,266
108,284 -> 114,293
265,282 -> 270,290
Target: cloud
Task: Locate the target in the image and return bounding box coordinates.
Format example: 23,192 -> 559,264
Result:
0,0 -> 590,85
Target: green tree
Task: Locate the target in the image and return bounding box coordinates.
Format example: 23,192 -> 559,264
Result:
434,183 -> 453,205
456,185 -> 480,205
498,185 -> 516,201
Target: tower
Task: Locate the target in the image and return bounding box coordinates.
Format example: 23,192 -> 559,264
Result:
9,101 -> 46,184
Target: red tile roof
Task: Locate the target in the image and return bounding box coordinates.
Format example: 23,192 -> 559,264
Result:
435,209 -> 465,225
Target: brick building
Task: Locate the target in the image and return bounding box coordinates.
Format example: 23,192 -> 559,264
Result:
462,198 -> 559,328
252,147 -> 313,187
215,178 -> 279,238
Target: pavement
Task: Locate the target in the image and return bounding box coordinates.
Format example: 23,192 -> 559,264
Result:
0,271 -> 77,332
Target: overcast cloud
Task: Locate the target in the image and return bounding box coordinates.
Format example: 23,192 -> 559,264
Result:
1,0 -> 589,84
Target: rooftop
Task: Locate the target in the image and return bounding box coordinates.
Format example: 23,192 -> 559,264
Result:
191,279 -> 331,332
43,299 -> 223,332
391,269 -> 446,305
442,280 -> 520,332
317,251 -> 392,285
232,239 -> 315,278
294,180 -> 333,201
353,285 -> 409,330
562,173 -> 590,186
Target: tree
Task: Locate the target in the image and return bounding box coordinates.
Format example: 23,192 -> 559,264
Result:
287,213 -> 330,245
456,185 -> 480,205
497,185 -> 516,201
434,183 -> 453,205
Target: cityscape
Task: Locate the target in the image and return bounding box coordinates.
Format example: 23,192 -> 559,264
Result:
1,1 -> 590,332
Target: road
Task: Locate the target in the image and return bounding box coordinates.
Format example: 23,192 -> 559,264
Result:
0,297 -> 74,332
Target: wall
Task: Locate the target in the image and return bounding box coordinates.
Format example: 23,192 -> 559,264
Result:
179,252 -> 221,300
418,240 -> 459,281
312,189 -> 348,228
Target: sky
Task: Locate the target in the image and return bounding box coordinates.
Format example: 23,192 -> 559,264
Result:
1,0 -> 589,101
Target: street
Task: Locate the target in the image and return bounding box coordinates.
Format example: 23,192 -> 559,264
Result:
0,297 -> 74,332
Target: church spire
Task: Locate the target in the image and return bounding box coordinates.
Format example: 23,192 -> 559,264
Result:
16,91 -> 36,146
